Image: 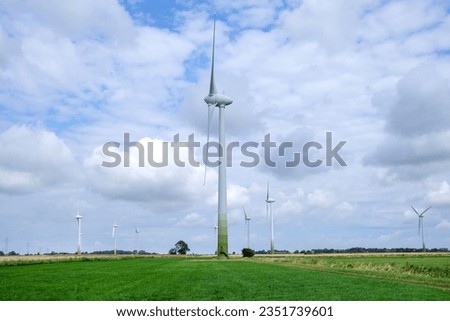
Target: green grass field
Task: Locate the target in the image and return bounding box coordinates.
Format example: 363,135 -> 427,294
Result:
0,254 -> 449,300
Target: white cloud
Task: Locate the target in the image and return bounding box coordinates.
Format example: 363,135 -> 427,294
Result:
227,184 -> 251,209
427,181 -> 450,205
332,202 -> 356,219
386,64 -> 450,137
214,0 -> 283,29
84,136 -> 215,211
176,212 -> 209,228
281,0 -> 368,51
436,219 -> 450,230
307,189 -> 335,208
360,0 -> 446,43
377,230 -> 402,243
1,0 -> 135,41
366,64 -> 450,181
0,125 -> 76,194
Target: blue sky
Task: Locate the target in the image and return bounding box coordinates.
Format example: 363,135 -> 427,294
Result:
1,0 -> 450,255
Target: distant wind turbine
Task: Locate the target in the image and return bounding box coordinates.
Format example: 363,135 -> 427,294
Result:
75,203 -> 82,255
243,206 -> 251,249
266,181 -> 275,254
112,220 -> 118,255
135,227 -> 140,255
410,205 -> 431,252
4,237 -> 8,256
204,19 -> 233,259
213,225 -> 218,255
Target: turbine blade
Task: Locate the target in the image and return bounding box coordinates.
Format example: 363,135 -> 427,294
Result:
266,202 -> 269,221
266,181 -> 270,201
243,206 -> 247,220
421,206 -> 432,216
203,104 -> 215,185
410,205 -> 419,216
418,218 -> 420,235
208,20 -> 217,96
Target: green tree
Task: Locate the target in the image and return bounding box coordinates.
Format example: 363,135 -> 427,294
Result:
175,240 -> 190,255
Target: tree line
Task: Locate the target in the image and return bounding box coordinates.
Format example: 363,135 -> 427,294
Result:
254,247 -> 449,254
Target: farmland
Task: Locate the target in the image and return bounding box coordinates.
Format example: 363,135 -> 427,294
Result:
0,254 -> 449,300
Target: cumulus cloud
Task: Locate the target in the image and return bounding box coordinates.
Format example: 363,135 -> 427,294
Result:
332,202 -> 356,219
427,181 -> 450,205
227,184 -> 251,209
307,189 -> 335,208
436,219 -> 450,230
176,212 -> 210,228
214,0 -> 284,29
1,0 -> 135,41
385,64 -> 450,137
366,64 -> 450,180
281,0 -> 366,51
377,230 -> 402,243
0,0 -> 196,134
0,125 -> 76,194
84,136 -> 215,211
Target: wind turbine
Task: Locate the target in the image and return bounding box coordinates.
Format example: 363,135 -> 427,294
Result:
112,221 -> 118,255
135,227 -> 140,255
75,203 -> 82,255
204,19 -> 233,259
411,205 -> 431,252
243,206 -> 251,249
266,182 -> 275,254
213,225 -> 218,255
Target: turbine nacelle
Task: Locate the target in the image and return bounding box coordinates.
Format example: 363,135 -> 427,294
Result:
411,205 -> 431,217
266,198 -> 275,204
204,93 -> 233,107
243,206 -> 251,220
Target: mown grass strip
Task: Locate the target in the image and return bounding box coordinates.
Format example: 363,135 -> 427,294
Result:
252,254 -> 450,291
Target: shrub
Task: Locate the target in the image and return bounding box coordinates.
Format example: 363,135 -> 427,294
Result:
242,248 -> 255,258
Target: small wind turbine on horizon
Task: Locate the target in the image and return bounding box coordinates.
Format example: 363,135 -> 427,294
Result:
112,220 -> 118,255
135,227 -> 140,255
266,182 -> 275,254
75,202 -> 82,255
411,205 -> 431,252
204,19 -> 233,259
213,225 -> 218,254
243,206 -> 251,249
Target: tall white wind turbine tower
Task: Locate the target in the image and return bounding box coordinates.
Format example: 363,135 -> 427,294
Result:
75,203 -> 82,255
266,182 -> 275,254
204,20 -> 233,259
112,221 -> 118,255
411,205 -> 431,252
243,206 -> 251,249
